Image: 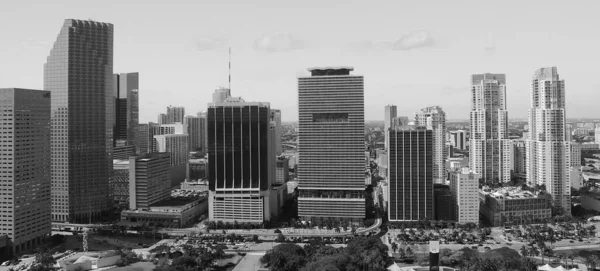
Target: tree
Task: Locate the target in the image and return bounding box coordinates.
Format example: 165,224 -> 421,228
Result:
276,233 -> 286,243
391,242 -> 398,253
261,243 -> 306,271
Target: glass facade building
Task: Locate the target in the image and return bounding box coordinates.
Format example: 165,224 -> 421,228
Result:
45,19 -> 113,223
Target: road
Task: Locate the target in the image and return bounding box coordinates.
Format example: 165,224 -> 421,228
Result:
159,218 -> 382,238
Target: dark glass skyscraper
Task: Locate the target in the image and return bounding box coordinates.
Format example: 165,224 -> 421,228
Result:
45,19 -> 113,223
388,126 -> 434,221
207,99 -> 275,223
112,73 -> 139,147
297,67 -> 366,224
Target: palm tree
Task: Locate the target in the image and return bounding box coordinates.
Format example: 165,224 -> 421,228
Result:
391,242 -> 398,253
520,245 -> 529,258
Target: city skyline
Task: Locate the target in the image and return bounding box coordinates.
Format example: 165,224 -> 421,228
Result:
2,1 -> 600,123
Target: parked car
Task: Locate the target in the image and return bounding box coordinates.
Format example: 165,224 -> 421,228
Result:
1,261 -> 10,266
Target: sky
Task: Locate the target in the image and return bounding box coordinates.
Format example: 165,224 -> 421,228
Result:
1,0 -> 599,122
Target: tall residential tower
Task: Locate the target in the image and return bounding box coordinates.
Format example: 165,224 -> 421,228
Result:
297,67 -> 365,224
45,19 -> 113,222
384,105 -> 397,149
526,67 -> 571,213
469,74 -> 511,183
414,106 -> 446,184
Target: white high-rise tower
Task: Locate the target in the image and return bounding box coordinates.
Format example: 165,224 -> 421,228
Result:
414,106 -> 446,184
526,67 -> 571,213
469,74 -> 512,183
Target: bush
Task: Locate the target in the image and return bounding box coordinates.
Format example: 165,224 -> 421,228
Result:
274,229 -> 282,234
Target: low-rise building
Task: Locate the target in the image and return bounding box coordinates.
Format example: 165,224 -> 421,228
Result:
582,143 -> 600,151
121,197 -> 208,228
449,168 -> 479,224
187,158 -> 207,180
570,167 -> 584,190
479,187 -> 552,226
180,179 -> 209,192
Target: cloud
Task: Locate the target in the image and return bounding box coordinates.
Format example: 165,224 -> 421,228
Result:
390,31 -> 435,51
195,37 -> 227,51
253,34 -> 305,53
352,31 -> 435,51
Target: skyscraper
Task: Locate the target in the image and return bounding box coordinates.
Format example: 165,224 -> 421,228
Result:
415,106 -> 446,184
297,67 -> 365,224
271,109 -> 282,155
197,112 -> 207,156
449,168 -> 479,224
166,105 -> 185,124
450,130 -> 467,150
153,134 -> 189,187
45,19 -> 113,222
212,87 -> 231,103
384,105 -> 397,149
184,115 -> 202,152
112,72 -> 139,148
469,73 -> 512,184
388,126 -> 434,221
526,67 -> 571,213
207,98 -> 278,223
0,88 -> 51,255
129,153 -> 171,210
158,113 -> 167,125
512,140 -> 527,175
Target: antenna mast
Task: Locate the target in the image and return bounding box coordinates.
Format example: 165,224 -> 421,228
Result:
228,47 -> 231,91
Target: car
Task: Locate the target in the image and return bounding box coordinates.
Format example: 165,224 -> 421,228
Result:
570,240 -> 574,243
1,261 -> 10,266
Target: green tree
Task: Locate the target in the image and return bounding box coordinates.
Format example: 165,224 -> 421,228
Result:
261,243 -> 306,271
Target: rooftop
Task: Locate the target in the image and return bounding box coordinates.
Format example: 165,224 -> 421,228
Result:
480,186 -> 544,200
150,196 -> 205,207
307,66 -> 354,76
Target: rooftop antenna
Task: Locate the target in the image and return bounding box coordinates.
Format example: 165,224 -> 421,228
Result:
228,47 -> 231,91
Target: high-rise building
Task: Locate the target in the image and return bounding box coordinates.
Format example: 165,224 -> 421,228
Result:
45,19 -> 112,222
595,127 -> 600,143
158,113 -> 167,125
526,67 -> 571,212
512,140 -> 527,175
212,87 -> 231,103
0,89 -> 51,255
415,106 -> 446,184
197,112 -> 207,156
276,156 -> 290,184
388,126 -> 434,222
271,109 -> 282,155
449,168 -> 480,224
469,73 -> 512,183
450,130 -> 467,150
570,142 -> 581,168
135,122 -> 159,156
129,153 -> 171,210
112,73 -> 139,147
153,134 -> 189,187
207,98 -> 279,223
297,67 -> 365,224
166,106 -> 185,124
384,105 -> 397,149
184,115 -> 202,152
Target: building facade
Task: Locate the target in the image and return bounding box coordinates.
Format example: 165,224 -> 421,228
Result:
469,73 -> 512,183
129,153 -> 171,210
158,113 -> 167,125
197,112 -> 207,156
275,156 -> 290,184
479,188 -> 552,226
271,109 -> 282,155
512,140 -> 527,175
153,134 -> 189,187
212,88 -> 231,103
112,73 -> 139,151
415,106 -> 446,184
449,168 -> 480,224
45,19 -> 112,223
110,160 -> 130,208
184,115 -> 202,152
297,67 -> 366,224
526,67 -> 571,213
0,89 -> 51,255
388,126 -> 434,222
450,130 -> 467,150
207,99 -> 278,223
384,105 -> 397,150
166,106 -> 185,124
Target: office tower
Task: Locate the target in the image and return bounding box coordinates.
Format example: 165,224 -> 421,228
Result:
449,168 -> 479,224
184,115 -> 202,152
450,130 -> 467,150
207,99 -> 279,223
415,106 -> 446,184
271,109 -> 282,155
388,126 -> 434,221
136,123 -> 159,155
469,73 -> 512,184
158,113 -> 167,125
112,73 -> 139,148
297,67 -> 365,224
129,153 -> 171,210
384,105 -> 397,149
0,89 -> 51,255
45,19 -> 112,222
275,156 -> 290,183
197,112 -> 207,156
526,67 -> 571,212
153,134 -> 189,187
166,105 -> 185,124
570,142 -> 581,168
212,87 -> 231,103
513,140 -> 527,174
